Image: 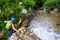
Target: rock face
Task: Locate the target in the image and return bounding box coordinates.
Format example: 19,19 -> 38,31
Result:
9,27 -> 40,40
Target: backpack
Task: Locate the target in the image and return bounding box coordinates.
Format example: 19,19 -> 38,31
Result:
5,23 -> 11,30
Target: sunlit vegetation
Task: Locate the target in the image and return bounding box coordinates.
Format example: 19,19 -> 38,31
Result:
44,0 -> 60,11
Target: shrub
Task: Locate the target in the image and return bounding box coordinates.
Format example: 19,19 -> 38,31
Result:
0,21 -> 5,31
44,0 -> 57,10
0,0 -> 23,39
57,0 -> 60,9
22,0 -> 36,9
0,0 -> 23,31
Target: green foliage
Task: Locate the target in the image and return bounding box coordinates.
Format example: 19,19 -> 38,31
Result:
44,0 -> 60,10
0,0 -> 23,39
0,21 -> 5,31
57,0 -> 60,9
0,0 -> 36,35
0,29 -> 9,40
0,0 -> 23,31
0,0 -> 35,39
22,0 -> 36,9
42,0 -> 47,2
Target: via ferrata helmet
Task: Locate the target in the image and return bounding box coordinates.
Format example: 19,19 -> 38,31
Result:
11,17 -> 16,22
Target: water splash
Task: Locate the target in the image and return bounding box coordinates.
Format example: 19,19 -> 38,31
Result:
28,14 -> 60,40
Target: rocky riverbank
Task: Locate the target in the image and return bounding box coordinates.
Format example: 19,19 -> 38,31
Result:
9,27 -> 41,40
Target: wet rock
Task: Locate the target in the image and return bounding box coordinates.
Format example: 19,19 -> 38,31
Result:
21,19 -> 29,27
9,27 -> 41,40
38,8 -> 47,15
56,24 -> 60,26
50,9 -> 59,16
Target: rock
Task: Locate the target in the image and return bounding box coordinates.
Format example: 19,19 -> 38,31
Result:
50,9 -> 59,16
22,9 -> 27,15
9,27 -> 41,40
19,2 -> 23,5
21,19 -> 29,27
39,9 -> 47,15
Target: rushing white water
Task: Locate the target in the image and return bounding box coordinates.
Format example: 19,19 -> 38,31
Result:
28,14 -> 60,40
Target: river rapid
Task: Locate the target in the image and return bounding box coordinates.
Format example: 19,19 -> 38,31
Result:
28,13 -> 60,40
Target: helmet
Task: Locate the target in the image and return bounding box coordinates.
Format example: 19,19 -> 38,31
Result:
11,17 -> 16,22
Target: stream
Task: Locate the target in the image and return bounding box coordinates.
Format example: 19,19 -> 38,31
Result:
28,12 -> 60,40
